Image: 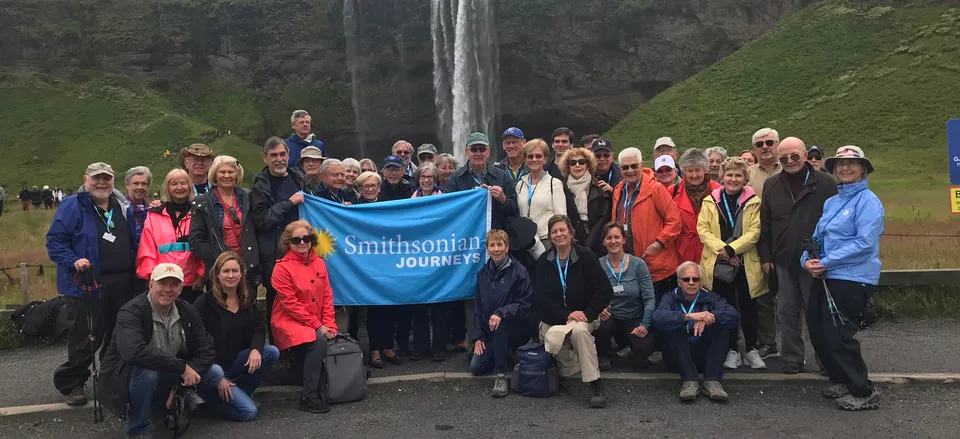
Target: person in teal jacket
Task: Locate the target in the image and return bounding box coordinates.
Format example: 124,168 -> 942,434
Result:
801,145 -> 884,412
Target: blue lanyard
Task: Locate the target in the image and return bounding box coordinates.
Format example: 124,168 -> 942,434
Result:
721,192 -> 737,229
416,186 -> 440,197
606,169 -> 613,182
556,256 -> 570,306
788,169 -> 810,204
97,206 -> 115,232
679,290 -> 700,314
471,170 -> 487,187
508,165 -> 527,183
192,182 -> 211,195
605,255 -> 626,285
525,173 -> 540,216
620,181 -> 641,222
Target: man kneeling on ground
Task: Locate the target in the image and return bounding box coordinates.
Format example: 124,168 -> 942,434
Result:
471,230 -> 533,397
99,263 -> 222,437
653,261 -> 739,403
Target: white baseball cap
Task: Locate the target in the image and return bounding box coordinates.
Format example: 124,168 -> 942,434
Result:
151,263 -> 184,282
654,155 -> 677,171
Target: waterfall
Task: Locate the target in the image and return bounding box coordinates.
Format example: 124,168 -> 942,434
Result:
432,0 -> 498,164
343,0 -> 367,157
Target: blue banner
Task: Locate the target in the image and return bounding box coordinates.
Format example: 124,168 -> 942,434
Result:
299,189 -> 491,305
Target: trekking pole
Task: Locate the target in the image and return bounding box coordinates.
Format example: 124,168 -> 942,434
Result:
77,269 -> 104,423
821,278 -> 847,327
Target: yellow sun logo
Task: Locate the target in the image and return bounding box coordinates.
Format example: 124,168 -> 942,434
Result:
314,228 -> 337,259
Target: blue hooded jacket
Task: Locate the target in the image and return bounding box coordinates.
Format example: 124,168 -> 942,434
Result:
284,133 -> 326,166
472,254 -> 533,342
653,288 -> 739,333
46,190 -> 140,298
800,179 -> 884,285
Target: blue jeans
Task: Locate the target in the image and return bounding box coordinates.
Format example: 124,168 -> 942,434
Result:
661,325 -> 731,382
202,345 -> 280,422
470,318 -> 528,375
126,365 -> 222,436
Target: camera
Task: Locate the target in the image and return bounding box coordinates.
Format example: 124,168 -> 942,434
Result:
800,238 -> 821,260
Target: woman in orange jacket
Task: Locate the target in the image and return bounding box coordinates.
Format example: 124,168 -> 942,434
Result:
271,220 -> 337,415
136,169 -> 205,302
610,147 -> 682,299
668,148 -> 722,268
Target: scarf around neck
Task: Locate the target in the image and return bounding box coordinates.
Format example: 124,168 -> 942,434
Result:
566,173 -> 591,222
684,178 -> 711,213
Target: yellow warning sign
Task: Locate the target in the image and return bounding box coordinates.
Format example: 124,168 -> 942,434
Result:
952,187 -> 960,214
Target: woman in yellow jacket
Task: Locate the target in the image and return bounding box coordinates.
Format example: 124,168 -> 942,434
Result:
697,157 -> 768,371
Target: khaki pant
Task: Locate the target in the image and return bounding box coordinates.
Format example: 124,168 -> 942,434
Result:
539,320 -> 602,383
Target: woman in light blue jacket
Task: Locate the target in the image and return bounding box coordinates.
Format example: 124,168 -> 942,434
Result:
800,145 -> 884,412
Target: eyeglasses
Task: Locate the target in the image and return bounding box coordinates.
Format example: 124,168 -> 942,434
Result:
526,153 -> 544,160
360,183 -> 379,190
778,153 -> 803,164
680,277 -> 701,283
754,139 -> 777,148
469,145 -> 488,153
807,152 -> 823,160
419,175 -> 435,181
655,168 -> 674,174
396,150 -> 412,156
622,163 -> 641,170
567,159 -> 587,166
290,235 -> 316,245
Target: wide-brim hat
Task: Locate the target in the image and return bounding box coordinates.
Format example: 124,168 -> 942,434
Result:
178,143 -> 215,169
823,145 -> 874,175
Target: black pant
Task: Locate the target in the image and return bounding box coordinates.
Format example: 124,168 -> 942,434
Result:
448,300 -> 467,344
807,278 -> 874,397
53,272 -> 135,394
653,275 -> 678,305
292,331 -> 328,400
347,306 -> 364,340
0,200 -> 4,216
662,325 -> 731,381
593,317 -> 656,367
713,268 -> 759,351
366,306 -> 397,352
413,303 -> 450,355
394,305 -> 413,351
262,263 -> 277,331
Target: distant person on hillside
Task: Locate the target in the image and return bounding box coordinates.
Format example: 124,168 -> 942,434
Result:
298,146 -> 326,192
704,147 -> 728,183
746,128 -> 782,359
30,185 -> 42,209
806,145 -> 825,172
758,137 -> 838,375
654,155 -> 680,187
417,143 -> 438,165
803,145 -> 883,411
46,162 -> 139,406
497,127 -> 528,184
54,187 -> 64,208
285,110 -> 326,166
592,139 -> 622,191
179,143 -> 215,195
391,140 -> 417,178
41,185 -> 54,209
19,186 -> 30,211
0,184 -> 6,216
545,127 -> 575,179
124,166 -> 153,230
739,150 -> 757,166
581,134 -> 600,149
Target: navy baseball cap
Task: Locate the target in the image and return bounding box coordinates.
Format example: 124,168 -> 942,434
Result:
383,155 -> 405,169
592,139 -> 613,152
502,127 -> 524,140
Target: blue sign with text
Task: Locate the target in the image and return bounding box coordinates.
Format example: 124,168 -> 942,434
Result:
949,119 -> 960,184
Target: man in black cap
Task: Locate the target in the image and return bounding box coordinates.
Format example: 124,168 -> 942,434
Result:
807,145 -> 825,172
495,127 -> 528,184
380,155 -> 415,201
592,139 -> 621,193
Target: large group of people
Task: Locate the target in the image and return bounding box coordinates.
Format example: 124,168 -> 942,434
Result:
44,109 -> 886,437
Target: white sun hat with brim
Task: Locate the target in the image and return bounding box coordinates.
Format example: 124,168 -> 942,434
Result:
823,145 -> 874,175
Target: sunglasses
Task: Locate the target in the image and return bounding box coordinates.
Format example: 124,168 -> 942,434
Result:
396,150 -> 412,156
290,235 -> 316,245
807,152 -> 823,160
469,145 -> 488,153
778,153 -> 803,165
567,159 -> 587,166
754,139 -> 777,148
594,152 -> 611,159
226,206 -> 240,226
680,277 -> 701,283
622,163 -> 641,170
526,153 -> 544,160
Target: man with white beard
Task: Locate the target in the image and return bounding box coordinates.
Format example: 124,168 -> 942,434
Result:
46,162 -> 140,407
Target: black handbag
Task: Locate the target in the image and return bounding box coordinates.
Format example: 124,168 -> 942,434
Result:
713,196 -> 745,284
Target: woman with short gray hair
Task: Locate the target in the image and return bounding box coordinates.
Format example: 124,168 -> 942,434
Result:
671,148 -> 721,269
704,147 -> 728,183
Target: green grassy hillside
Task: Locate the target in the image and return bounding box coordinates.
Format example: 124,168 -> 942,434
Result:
604,3 -> 960,221
0,73 -> 265,190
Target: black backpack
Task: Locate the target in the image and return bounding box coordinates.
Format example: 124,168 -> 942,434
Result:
10,297 -> 68,340
324,335 -> 367,404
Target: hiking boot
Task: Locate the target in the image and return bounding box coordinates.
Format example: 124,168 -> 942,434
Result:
782,362 -> 802,375
598,357 -> 612,372
823,383 -> 850,399
757,344 -> 780,359
298,397 -> 330,414
65,386 -> 88,406
723,350 -> 741,370
702,380 -> 728,402
679,381 -> 699,402
835,390 -> 880,411
588,380 -> 607,408
742,349 -> 767,370
491,374 -> 508,398
452,341 -> 470,353
648,351 -> 663,365
616,346 -> 633,358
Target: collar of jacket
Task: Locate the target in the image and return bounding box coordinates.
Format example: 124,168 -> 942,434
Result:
255,166 -> 306,188
76,188 -> 131,217
778,162 -> 816,186
710,185 -> 756,205
546,244 -> 580,264
287,133 -> 315,145
837,178 -> 869,198
281,249 -> 317,265
486,253 -> 514,273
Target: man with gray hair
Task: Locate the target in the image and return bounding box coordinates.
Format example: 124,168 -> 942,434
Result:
124,166 -> 153,229
315,158 -> 356,204
392,140 -> 417,178
704,147 -> 727,183
284,110 -> 327,166
746,127 -> 782,361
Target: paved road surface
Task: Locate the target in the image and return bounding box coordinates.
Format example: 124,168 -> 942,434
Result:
1,318 -> 958,408
3,381 -> 959,438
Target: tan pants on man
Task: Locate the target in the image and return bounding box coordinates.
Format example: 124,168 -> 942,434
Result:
539,320 -> 602,383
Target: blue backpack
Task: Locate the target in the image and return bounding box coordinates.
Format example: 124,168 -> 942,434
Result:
510,342 -> 560,397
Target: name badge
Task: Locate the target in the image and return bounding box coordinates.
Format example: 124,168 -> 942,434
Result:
612,285 -> 625,294
102,232 -> 116,243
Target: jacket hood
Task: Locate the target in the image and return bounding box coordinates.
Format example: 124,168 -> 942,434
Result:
279,249 -> 319,265
710,185 -> 756,205
485,253 -> 514,272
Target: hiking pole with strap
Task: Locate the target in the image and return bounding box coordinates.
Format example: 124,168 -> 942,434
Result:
801,238 -> 847,328
74,269 -> 104,423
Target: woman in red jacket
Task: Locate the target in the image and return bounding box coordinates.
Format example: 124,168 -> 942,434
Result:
668,148 -> 721,268
271,219 -> 336,415
136,168 -> 205,302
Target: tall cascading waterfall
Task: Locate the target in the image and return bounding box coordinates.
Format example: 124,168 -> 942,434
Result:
343,0 -> 367,158
432,0 -> 499,164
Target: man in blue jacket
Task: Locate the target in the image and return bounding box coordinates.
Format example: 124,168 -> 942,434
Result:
654,261 -> 739,403
470,230 -> 533,397
444,132 -> 519,231
284,110 -> 326,166
46,162 -> 140,406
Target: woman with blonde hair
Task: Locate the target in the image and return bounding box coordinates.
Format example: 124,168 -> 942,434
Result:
516,138 -> 567,251
435,153 -> 459,188
193,251 -> 279,421
136,168 -> 205,302
560,148 -> 610,254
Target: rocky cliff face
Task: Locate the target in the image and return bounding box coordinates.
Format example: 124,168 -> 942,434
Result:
0,0 -> 811,158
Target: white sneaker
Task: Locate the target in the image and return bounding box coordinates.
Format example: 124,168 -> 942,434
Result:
649,351 -> 663,364
616,346 -> 633,358
723,350 -> 741,370
743,349 -> 768,369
